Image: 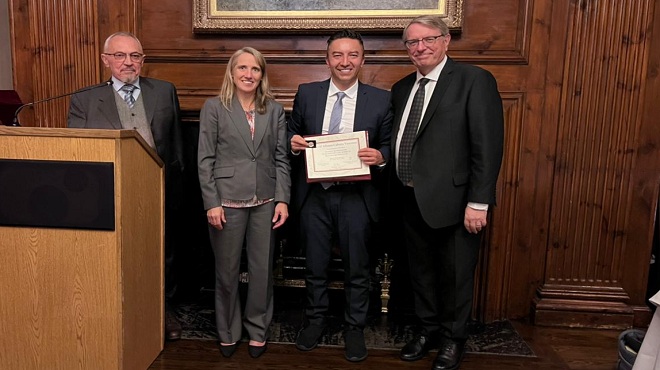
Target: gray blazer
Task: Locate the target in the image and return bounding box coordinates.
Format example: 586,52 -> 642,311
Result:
197,96 -> 290,210
67,77 -> 184,209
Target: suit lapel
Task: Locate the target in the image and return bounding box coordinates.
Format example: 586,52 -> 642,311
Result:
417,58 -> 454,136
353,82 -> 367,132
392,75 -> 416,142
230,96 -> 256,156
252,103 -> 267,151
97,85 -> 122,129
314,81 -> 330,134
139,78 -> 157,127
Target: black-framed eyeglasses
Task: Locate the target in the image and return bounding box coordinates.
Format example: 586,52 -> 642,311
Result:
103,52 -> 144,62
403,35 -> 445,49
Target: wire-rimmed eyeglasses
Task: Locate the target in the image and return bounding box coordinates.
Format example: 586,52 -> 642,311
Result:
102,52 -> 144,62
403,35 -> 445,50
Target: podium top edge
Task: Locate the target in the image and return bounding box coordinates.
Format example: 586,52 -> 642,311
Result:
0,126 -> 136,139
0,127 -> 164,167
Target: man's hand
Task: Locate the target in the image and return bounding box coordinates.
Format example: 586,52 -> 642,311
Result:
290,134 -> 311,153
358,148 -> 385,166
464,207 -> 487,234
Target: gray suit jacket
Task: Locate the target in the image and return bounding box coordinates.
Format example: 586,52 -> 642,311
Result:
67,77 -> 184,208
197,96 -> 290,210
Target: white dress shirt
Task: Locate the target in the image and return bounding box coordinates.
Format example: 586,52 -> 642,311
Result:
322,80 -> 358,134
111,76 -> 141,101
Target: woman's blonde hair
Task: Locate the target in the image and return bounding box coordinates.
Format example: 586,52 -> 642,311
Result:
219,47 -> 273,114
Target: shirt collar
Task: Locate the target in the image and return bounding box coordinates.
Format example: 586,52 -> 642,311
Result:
111,76 -> 141,92
328,79 -> 359,99
415,55 -> 447,84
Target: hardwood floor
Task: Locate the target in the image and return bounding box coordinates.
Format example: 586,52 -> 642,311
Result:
148,320 -> 620,370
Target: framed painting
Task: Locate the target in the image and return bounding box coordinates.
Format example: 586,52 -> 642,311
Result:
193,0 -> 463,33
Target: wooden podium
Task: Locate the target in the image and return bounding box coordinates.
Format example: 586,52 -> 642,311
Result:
0,127 -> 165,370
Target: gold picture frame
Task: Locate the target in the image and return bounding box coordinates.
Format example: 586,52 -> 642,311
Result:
193,0 -> 463,33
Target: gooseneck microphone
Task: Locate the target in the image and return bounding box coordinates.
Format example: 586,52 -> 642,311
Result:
12,81 -> 112,127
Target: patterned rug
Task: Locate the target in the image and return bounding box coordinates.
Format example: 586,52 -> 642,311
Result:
173,289 -> 534,357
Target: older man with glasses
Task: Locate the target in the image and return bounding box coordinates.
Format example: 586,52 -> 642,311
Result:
388,15 -> 504,370
68,31 -> 185,342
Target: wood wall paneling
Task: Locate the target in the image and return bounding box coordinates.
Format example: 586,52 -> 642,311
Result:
475,93 -> 525,321
8,0 -> 659,328
11,0 -> 101,127
138,0 -> 533,115
629,0 -> 660,328
531,0 -> 657,328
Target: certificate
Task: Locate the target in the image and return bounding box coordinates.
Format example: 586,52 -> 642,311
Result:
304,131 -> 371,183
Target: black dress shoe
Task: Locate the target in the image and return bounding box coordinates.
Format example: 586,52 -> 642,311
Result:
400,334 -> 434,361
295,324 -> 325,351
165,310 -> 182,341
344,328 -> 368,362
219,343 -> 237,358
432,338 -> 465,370
248,343 -> 267,358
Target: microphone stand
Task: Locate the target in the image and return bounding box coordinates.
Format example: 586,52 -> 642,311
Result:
12,81 -> 112,127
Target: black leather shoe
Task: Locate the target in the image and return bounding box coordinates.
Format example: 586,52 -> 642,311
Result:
344,328 -> 367,362
432,338 -> 465,370
219,343 -> 237,358
295,324 -> 325,351
248,343 -> 268,358
400,334 -> 434,361
165,310 -> 182,341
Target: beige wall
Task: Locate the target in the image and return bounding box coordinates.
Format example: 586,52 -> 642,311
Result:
0,0 -> 12,89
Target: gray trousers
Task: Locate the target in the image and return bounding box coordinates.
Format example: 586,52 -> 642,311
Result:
208,202 -> 275,343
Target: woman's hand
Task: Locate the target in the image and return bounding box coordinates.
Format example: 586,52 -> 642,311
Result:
272,202 -> 289,229
207,206 -> 226,230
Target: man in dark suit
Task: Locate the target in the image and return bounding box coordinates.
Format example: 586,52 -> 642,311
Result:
288,29 -> 392,362
67,32 -> 184,341
390,16 -> 504,370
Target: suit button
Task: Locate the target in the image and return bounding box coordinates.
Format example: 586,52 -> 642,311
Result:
251,158 -> 256,162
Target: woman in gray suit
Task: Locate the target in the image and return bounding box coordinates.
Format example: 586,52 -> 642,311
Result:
198,47 -> 291,359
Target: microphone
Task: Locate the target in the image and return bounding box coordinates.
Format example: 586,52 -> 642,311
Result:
12,81 -> 112,127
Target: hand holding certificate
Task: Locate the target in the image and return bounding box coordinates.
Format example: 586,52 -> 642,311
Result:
304,131 -> 371,183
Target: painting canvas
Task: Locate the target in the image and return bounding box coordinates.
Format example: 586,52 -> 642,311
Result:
193,0 -> 463,33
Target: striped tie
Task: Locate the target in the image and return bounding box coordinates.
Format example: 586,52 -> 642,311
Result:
120,84 -> 136,108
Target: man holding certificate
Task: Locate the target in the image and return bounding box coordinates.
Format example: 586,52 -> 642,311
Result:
288,29 -> 393,362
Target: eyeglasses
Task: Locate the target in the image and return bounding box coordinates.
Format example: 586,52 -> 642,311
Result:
103,52 -> 144,62
403,35 -> 445,49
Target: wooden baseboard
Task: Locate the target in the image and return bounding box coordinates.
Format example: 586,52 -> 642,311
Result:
531,297 -> 651,329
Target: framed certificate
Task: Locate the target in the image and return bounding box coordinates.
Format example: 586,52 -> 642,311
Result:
304,131 -> 371,183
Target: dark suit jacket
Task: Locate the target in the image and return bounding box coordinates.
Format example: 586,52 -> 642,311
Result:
390,57 -> 504,228
197,96 -> 291,210
288,80 -> 393,222
67,77 -> 184,208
